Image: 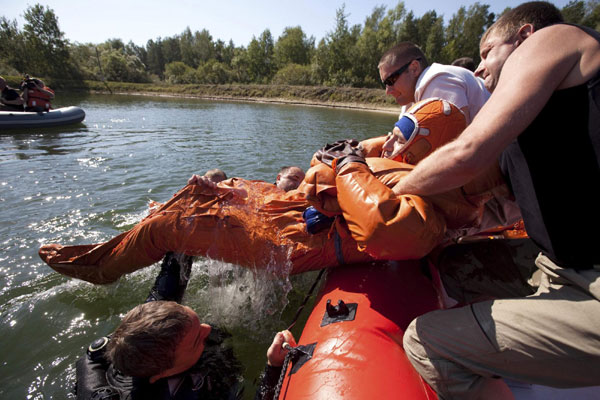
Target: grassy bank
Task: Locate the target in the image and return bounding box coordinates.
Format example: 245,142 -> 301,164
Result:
3,76 -> 399,113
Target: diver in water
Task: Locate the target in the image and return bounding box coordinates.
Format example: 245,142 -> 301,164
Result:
75,252 -> 293,400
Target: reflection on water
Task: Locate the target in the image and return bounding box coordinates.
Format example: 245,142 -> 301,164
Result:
0,93 -> 396,399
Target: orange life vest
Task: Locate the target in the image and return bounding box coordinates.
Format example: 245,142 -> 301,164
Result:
26,87 -> 54,111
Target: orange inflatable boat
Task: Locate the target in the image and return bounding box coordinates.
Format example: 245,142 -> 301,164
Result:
276,234 -> 539,400
276,260 -> 441,400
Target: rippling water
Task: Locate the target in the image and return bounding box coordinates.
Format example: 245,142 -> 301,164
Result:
0,93 -> 395,399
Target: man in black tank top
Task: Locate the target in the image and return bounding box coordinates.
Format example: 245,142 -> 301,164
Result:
390,3 -> 600,399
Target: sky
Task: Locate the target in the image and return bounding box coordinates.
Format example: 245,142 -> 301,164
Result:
2,0 -> 572,47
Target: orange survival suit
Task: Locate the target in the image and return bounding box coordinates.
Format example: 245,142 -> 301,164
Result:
39,100 -> 511,284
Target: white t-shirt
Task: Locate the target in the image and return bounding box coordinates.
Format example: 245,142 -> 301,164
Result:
412,63 -> 490,124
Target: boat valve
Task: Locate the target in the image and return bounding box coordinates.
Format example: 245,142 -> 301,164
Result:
326,299 -> 349,317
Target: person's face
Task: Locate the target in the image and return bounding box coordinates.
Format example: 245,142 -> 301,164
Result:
150,306 -> 211,382
475,30 -> 519,92
277,168 -> 305,192
379,59 -> 420,106
382,126 -> 407,159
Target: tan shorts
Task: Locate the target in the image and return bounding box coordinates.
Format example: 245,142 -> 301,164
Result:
403,253 -> 600,400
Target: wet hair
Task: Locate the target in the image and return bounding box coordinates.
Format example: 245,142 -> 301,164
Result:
278,166 -> 302,176
451,57 -> 476,72
378,42 -> 428,70
204,168 -> 228,183
482,1 -> 564,44
107,301 -> 193,378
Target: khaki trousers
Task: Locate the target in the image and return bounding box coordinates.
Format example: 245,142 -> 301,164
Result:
403,253 -> 600,400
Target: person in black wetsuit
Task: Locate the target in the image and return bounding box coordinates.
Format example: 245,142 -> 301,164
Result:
384,2 -> 600,399
75,252 -> 292,400
0,76 -> 24,111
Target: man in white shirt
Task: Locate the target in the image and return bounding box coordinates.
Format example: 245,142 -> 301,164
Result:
378,42 -> 490,124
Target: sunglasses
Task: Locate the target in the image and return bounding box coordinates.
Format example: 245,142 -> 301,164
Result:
381,58 -> 421,87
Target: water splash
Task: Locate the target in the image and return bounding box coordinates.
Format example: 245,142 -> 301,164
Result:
185,257 -> 293,336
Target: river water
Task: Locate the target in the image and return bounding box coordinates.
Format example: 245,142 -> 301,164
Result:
0,93 -> 395,399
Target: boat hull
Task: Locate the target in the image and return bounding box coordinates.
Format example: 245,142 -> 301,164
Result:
0,106 -> 85,129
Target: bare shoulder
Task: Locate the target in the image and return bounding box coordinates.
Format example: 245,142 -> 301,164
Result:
526,24 -> 600,88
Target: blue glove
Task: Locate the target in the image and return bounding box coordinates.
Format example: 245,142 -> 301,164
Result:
303,206 -> 335,234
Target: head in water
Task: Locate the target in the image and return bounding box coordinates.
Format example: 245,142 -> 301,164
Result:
204,168 -> 228,183
107,301 -> 211,382
276,166 -> 305,191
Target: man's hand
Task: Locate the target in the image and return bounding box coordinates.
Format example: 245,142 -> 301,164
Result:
267,330 -> 297,367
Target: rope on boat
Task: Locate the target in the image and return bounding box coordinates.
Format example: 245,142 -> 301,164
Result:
273,342 -> 308,400
271,268 -> 325,399
286,268 -> 326,331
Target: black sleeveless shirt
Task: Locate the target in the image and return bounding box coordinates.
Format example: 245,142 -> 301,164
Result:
499,24 -> 600,269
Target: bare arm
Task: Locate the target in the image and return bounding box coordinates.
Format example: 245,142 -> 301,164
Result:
393,25 -> 598,196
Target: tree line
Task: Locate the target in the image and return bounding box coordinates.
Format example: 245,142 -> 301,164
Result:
1,1 -> 599,88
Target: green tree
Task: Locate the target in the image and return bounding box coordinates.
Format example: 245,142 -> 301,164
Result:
125,41 -> 147,67
398,11 -> 419,43
353,6 -> 387,87
247,29 -> 275,83
162,37 -> 182,65
325,5 -> 359,86
274,26 -> 314,68
582,0 -> 600,30
69,43 -> 99,80
0,17 -> 26,74
197,59 -> 234,84
376,2 -> 407,52
443,3 -> 494,64
215,39 -> 236,66
22,4 -> 73,77
272,63 -> 314,85
164,61 -> 196,83
311,38 -> 330,85
562,0 -> 600,30
146,38 -> 165,78
423,14 -> 445,64
230,46 -> 251,83
180,27 -> 215,68
98,45 -> 149,83
562,0 -> 586,23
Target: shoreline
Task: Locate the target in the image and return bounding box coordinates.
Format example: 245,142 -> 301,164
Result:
0,76 -> 401,114
93,90 -> 401,115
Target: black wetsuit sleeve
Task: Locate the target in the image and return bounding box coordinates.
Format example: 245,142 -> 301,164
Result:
145,252 -> 193,303
254,364 -> 283,400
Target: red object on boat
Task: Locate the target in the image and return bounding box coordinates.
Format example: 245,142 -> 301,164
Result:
277,260 -> 441,400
